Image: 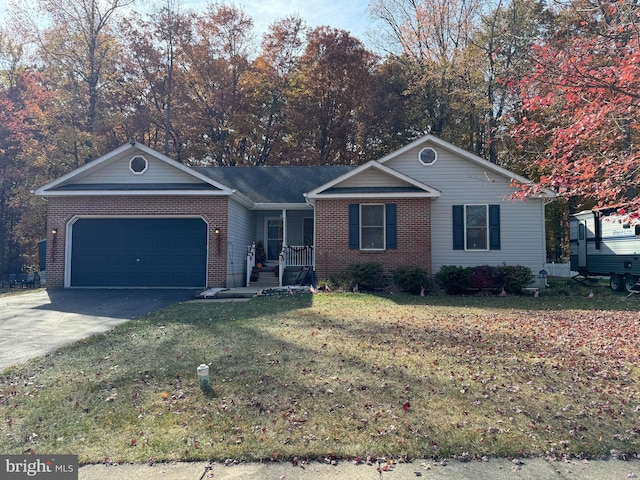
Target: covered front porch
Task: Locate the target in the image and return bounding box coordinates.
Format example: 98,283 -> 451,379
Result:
244,209 -> 315,287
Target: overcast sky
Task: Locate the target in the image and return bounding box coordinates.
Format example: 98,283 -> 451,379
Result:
0,0 -> 374,46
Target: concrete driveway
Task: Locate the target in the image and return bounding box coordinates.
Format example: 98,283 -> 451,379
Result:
0,289 -> 195,370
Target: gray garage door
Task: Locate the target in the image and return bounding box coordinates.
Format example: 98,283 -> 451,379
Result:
71,218 -> 207,287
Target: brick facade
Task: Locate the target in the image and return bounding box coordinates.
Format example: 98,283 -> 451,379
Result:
45,195 -> 228,288
314,198 -> 432,281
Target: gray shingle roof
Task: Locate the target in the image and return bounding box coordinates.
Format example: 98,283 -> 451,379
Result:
194,166 -> 355,204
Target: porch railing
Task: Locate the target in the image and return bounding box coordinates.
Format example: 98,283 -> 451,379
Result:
282,245 -> 314,267
247,243 -> 313,287
279,245 -> 314,286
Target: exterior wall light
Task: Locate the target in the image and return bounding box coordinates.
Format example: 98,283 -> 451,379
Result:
214,228 -> 221,254
51,228 -> 58,262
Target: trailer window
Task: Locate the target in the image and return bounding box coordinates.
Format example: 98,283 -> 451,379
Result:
578,223 -> 585,241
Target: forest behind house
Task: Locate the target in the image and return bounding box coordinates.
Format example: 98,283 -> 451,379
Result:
1,0 -> 638,276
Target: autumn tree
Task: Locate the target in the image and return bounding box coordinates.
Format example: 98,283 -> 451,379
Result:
370,0 -> 487,153
10,0 -> 133,164
0,68 -> 55,275
241,15 -> 307,165
177,3 -> 254,165
287,27 -> 378,165
116,2 -> 193,158
511,0 -> 640,213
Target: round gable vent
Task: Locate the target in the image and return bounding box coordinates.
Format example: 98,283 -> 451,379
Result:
130,155 -> 148,174
418,147 -> 437,166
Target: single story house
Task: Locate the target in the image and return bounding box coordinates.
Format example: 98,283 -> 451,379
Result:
34,135 -> 553,289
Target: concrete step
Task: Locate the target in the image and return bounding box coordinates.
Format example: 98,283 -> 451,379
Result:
250,268 -> 279,287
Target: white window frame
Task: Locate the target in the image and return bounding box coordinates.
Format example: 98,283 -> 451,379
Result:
129,155 -> 148,175
464,204 -> 489,251
360,204 -> 386,251
418,147 -> 438,166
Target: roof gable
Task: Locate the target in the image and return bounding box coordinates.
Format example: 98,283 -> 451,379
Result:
34,142 -> 233,196
379,135 -> 554,197
305,161 -> 441,201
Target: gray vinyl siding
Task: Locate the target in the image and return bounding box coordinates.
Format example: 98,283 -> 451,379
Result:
78,154 -> 201,184
284,210 -> 313,245
227,199 -> 254,287
254,209 -> 312,247
385,144 -> 547,274
339,168 -> 408,188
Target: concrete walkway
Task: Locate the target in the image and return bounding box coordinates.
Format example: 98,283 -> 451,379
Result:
79,457 -> 639,480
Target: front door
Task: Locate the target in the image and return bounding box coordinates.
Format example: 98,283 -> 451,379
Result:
265,218 -> 283,261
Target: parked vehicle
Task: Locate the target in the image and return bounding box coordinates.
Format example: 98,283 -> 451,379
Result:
570,208 -> 640,291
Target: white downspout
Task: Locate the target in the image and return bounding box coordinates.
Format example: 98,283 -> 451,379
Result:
280,209 -> 287,287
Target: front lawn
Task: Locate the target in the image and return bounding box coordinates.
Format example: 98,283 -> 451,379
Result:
1,287 -> 640,464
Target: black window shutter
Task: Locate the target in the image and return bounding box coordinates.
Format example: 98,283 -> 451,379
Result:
349,204 -> 359,249
385,203 -> 397,249
452,205 -> 464,250
489,204 -> 501,250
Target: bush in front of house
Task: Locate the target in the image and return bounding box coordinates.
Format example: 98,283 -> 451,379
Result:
435,265 -> 472,294
494,265 -> 534,293
469,265 -> 497,289
393,266 -> 433,294
435,264 -> 534,294
346,262 -> 387,292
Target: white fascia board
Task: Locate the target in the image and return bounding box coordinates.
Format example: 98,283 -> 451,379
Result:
38,189 -> 233,197
34,142 -> 235,196
307,191 -> 439,200
306,160 -> 440,199
251,203 -> 313,210
378,134 -> 556,199
34,143 -> 134,195
305,160 -> 379,196
228,190 -> 255,208
133,143 -> 234,192
376,135 -> 439,163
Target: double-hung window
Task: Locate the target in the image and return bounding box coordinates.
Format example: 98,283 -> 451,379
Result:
361,205 -> 385,250
465,205 -> 488,250
349,203 -> 397,250
453,204 -> 500,251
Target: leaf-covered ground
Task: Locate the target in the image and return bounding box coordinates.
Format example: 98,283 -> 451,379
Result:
1,292 -> 639,464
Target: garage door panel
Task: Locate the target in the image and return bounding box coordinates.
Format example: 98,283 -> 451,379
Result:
71,218 -> 207,287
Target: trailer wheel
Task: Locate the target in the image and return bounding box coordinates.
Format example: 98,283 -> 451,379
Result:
625,275 -> 639,293
609,274 -> 625,292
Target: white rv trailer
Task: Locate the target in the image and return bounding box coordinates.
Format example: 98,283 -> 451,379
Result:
570,208 -> 640,291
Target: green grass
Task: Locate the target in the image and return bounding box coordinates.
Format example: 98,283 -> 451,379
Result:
2,280 -> 640,464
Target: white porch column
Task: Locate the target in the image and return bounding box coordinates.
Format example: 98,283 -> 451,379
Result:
281,209 -> 287,247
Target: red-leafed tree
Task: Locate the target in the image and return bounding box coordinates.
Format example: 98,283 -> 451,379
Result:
0,67 -> 56,274
511,0 -> 640,215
